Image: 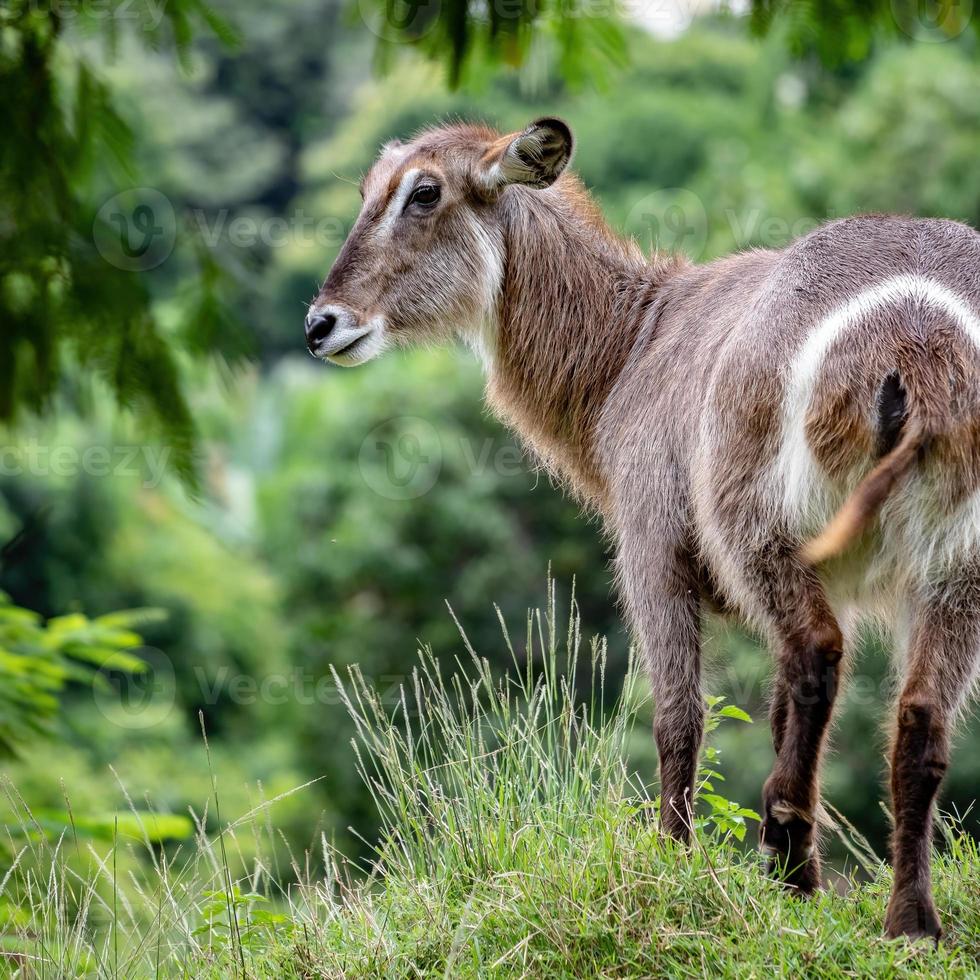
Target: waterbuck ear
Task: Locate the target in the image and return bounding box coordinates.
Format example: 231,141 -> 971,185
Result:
481,117 -> 574,191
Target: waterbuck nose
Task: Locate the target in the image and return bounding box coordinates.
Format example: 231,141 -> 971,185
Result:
305,311 -> 336,354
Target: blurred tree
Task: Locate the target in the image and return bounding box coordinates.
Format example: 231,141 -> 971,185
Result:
749,0 -> 978,65
805,44 -> 980,227
93,0 -> 370,360
359,0 -> 628,88
0,0 -> 241,485
360,0 -> 977,87
0,439 -> 290,740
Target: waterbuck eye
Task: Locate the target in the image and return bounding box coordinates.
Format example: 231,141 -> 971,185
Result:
408,184 -> 440,209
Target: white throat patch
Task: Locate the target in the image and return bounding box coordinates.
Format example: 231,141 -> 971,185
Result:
457,213 -> 504,371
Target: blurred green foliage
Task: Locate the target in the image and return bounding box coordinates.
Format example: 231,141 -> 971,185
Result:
749,0 -> 979,65
0,593 -> 151,756
0,0 -> 241,485
358,0 -> 979,87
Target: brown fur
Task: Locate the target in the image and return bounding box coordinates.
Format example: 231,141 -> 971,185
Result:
487,182 -> 680,505
308,119 -> 980,942
803,419 -> 928,564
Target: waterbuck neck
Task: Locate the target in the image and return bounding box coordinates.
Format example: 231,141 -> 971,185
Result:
485,180 -> 678,509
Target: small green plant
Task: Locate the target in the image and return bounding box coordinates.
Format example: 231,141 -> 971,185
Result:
195,887 -> 287,953
696,695 -> 761,842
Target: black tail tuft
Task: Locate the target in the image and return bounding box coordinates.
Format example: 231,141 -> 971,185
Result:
876,370 -> 908,458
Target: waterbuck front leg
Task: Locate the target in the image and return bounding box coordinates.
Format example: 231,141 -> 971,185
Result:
617,537 -> 704,841
885,589 -> 980,942
752,549 -> 845,894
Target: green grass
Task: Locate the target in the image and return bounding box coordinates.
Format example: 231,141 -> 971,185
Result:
4,588 -> 979,977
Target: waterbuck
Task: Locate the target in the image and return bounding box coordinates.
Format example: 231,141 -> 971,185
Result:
306,117 -> 980,940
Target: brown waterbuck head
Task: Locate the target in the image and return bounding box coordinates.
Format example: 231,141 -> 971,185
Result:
305,118 -> 574,365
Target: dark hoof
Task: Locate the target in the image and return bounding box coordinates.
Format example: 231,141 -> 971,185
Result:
766,850 -> 822,895
884,895 -> 942,944
760,799 -> 821,895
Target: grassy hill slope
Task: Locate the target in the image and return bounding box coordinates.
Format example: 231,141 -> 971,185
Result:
8,598 -> 979,977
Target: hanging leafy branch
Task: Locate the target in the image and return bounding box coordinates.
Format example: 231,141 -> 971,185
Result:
358,0 -> 976,90
358,0 -> 629,89
0,1 -> 241,487
748,0 -> 978,65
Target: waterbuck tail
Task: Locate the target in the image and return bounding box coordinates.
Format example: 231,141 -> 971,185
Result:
802,373 -> 929,565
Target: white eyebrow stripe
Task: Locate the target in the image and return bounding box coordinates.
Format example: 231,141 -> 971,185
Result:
376,167 -> 421,236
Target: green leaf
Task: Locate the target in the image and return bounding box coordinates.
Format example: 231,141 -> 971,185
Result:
717,705 -> 753,723
701,794 -> 736,812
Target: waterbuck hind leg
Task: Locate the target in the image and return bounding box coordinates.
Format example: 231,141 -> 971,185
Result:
884,590 -> 980,942
753,551 -> 845,895
769,673 -> 790,757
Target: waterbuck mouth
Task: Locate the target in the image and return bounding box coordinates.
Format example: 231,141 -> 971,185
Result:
325,328 -> 379,366
330,333 -> 367,358
305,304 -> 380,363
